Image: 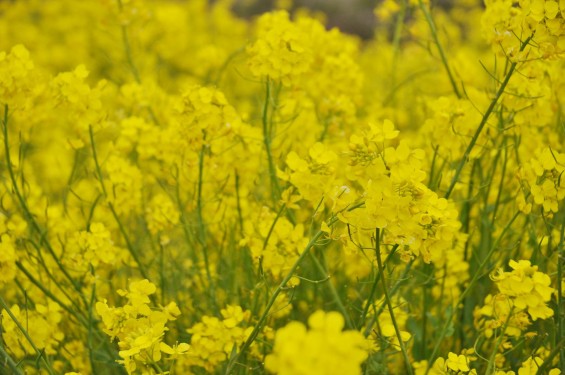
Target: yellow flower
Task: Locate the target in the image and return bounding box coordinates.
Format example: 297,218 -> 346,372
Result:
446,352 -> 470,372
265,311 -> 369,375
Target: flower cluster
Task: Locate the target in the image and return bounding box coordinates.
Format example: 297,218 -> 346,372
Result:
482,0 -> 565,59
0,0 -> 563,374
517,147 -> 565,215
95,280 -> 188,374
265,311 -> 369,375
186,305 -> 254,371
475,260 -> 555,348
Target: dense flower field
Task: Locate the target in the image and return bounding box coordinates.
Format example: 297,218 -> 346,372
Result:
0,0 -> 564,374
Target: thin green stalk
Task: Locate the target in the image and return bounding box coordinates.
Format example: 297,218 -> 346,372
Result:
15,261 -> 117,363
87,272 -> 97,375
88,125 -> 149,280
491,138 -> 508,223
419,0 -> 461,98
537,339 -> 565,374
388,0 -> 407,105
16,262 -> 85,323
374,231 -> 413,375
427,146 -> 439,188
109,203 -> 149,280
3,105 -> 86,304
159,239 -> 166,306
557,220 -> 565,369
420,262 -> 434,359
262,79 -> 282,205
174,169 -> 201,265
225,228 -> 326,375
485,306 -> 514,374
426,210 -> 520,373
0,296 -> 55,375
309,251 -> 354,329
262,204 -> 285,250
120,25 -> 141,83
115,0 -> 160,125
196,143 -> 218,315
0,343 -> 22,375
444,36 -> 533,199
360,240 -> 398,327
235,171 -> 244,235
24,238 -> 86,315
225,202 -> 365,374
364,260 -> 413,338
116,0 -> 140,84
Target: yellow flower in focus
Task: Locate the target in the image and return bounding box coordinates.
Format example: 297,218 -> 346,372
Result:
446,352 -> 470,372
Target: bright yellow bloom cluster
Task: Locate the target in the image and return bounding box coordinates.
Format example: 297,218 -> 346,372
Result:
517,147 -> 565,215
482,0 -> 565,59
425,352 -> 476,375
340,120 -> 461,263
0,0 -> 564,374
265,311 -> 369,375
247,11 -> 313,86
185,305 -> 254,372
476,260 -> 555,339
491,260 -> 555,320
96,280 -> 188,374
63,222 -> 126,271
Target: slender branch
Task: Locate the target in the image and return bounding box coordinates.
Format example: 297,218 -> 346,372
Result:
88,125 -> 149,280
262,79 -> 282,205
374,230 -> 413,375
225,201 -> 365,374
444,36 -> 533,199
426,211 -> 520,373
419,0 -> 461,98
0,296 -> 55,375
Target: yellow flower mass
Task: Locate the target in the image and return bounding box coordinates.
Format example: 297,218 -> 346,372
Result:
0,0 -> 564,374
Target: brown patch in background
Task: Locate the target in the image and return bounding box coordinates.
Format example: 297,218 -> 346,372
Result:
230,0 -> 379,39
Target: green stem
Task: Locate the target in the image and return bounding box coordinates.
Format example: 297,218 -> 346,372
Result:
225,228 -> 326,375
389,0 -> 407,104
557,219 -> 565,369
225,202 -> 365,374
15,261 -> 119,364
364,260 -> 413,338
88,125 -> 150,281
374,230 -> 413,375
485,306 -> 514,374
3,105 -> 86,303
262,204 -> 285,250
87,272 -> 97,375
0,342 -> 23,374
425,211 -> 520,373
262,79 -> 281,205
444,36 -> 532,199
360,241 -> 398,328
110,203 -> 149,279
0,296 -> 55,375
116,0 -> 140,84
309,251 -> 354,329
196,143 -> 218,314
537,339 -> 565,374
116,0 -> 160,124
419,0 -> 461,98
